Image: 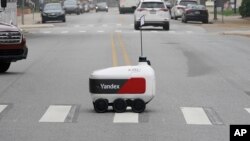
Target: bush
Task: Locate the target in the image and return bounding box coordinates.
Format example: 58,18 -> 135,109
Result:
239,0 -> 250,17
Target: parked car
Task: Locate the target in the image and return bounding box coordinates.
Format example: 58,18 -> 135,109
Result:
63,0 -> 80,15
171,0 -> 197,20
0,22 -> 28,73
134,0 -> 170,30
41,3 -> 66,23
96,2 -> 108,12
181,4 -> 209,23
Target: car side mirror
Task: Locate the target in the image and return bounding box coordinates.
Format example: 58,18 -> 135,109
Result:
1,0 -> 7,8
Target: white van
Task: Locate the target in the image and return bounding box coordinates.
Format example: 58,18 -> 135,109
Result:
118,0 -> 139,14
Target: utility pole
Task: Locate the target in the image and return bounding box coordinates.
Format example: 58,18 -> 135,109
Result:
234,0 -> 237,14
21,0 -> 24,25
214,0 -> 217,20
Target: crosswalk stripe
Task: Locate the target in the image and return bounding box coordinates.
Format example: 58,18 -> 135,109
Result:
97,30 -> 104,33
186,31 -> 193,34
0,105 -> 8,113
61,31 -> 68,34
116,24 -> 122,26
115,30 -> 122,33
39,105 -> 72,122
42,31 -> 51,34
245,108 -> 250,114
79,31 -> 86,33
113,107 -> 138,123
169,31 -> 176,34
181,107 -> 212,125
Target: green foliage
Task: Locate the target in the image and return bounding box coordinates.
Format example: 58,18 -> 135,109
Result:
239,0 -> 250,17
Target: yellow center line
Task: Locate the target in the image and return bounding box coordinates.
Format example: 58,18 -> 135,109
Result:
111,33 -> 118,67
117,32 -> 131,66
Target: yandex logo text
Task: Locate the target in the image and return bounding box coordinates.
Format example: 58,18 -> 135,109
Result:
100,84 -> 120,90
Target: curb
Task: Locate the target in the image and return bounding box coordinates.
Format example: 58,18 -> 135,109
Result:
18,24 -> 54,29
222,31 -> 250,36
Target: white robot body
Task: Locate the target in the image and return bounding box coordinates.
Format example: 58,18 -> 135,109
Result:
89,57 -> 156,113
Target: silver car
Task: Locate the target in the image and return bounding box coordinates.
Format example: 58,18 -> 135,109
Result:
134,0 -> 170,30
171,0 -> 197,20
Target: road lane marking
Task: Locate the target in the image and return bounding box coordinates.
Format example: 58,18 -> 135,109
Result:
42,31 -> 51,34
97,30 -> 104,33
245,108 -> 250,114
117,32 -> 131,65
111,34 -> 118,67
39,105 -> 72,122
74,25 -> 80,28
169,31 -> 176,34
79,30 -> 86,33
181,107 -> 212,125
116,24 -> 122,26
61,31 -> 69,34
151,31 -> 158,33
0,105 -> 8,113
186,31 -> 193,34
113,108 -> 138,123
115,30 -> 122,33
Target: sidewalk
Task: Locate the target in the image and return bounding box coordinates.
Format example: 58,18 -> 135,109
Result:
17,12 -> 54,29
200,15 -> 250,37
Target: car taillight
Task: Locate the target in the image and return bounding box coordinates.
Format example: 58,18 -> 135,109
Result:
177,7 -> 184,10
160,8 -> 168,12
137,8 -> 146,12
186,9 -> 192,14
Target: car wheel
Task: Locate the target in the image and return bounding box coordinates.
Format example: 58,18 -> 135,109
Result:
182,15 -> 187,23
0,62 -> 11,73
94,99 -> 108,113
134,21 -> 140,30
62,18 -> 66,22
163,22 -> 170,30
113,99 -> 127,113
202,19 -> 208,24
132,99 -> 146,113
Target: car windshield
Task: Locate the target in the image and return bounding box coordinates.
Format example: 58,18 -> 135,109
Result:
141,2 -> 165,8
64,0 -> 77,6
187,4 -> 206,9
44,4 -> 61,10
179,1 -> 197,6
97,3 -> 107,7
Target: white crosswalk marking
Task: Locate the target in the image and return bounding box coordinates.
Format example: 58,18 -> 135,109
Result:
113,113 -> 139,123
181,107 -> 212,125
0,105 -> 8,113
116,24 -> 122,26
97,30 -> 104,33
79,31 -> 86,33
61,31 -> 68,34
151,31 -> 158,33
245,108 -> 250,114
113,107 -> 138,123
186,31 -> 193,34
39,105 -> 72,122
115,30 -> 122,33
42,31 -> 51,34
169,31 -> 176,34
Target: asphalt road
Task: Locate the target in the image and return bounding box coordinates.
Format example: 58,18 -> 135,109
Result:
1,8 -> 250,141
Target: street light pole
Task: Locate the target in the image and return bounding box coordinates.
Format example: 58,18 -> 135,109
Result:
21,0 -> 24,25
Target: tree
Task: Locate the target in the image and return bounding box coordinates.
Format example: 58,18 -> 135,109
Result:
239,0 -> 250,17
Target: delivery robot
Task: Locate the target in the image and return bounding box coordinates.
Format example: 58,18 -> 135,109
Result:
89,57 -> 155,113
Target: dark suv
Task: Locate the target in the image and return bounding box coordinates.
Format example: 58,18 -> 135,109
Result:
63,0 -> 80,15
0,22 -> 28,73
